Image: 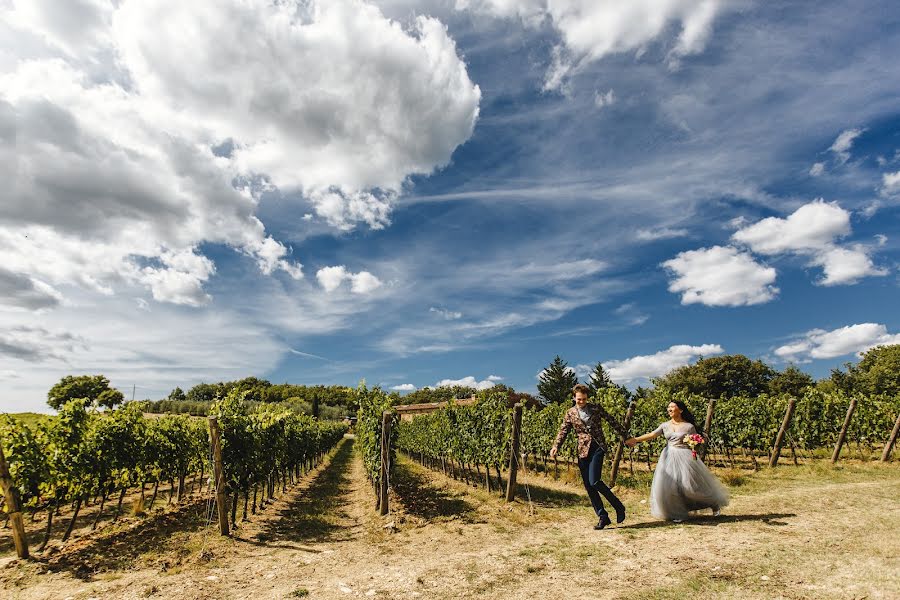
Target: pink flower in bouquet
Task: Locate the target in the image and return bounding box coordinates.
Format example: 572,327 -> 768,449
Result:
682,433 -> 705,459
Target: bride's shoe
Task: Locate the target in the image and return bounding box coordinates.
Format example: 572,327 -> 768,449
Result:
712,507 -> 721,517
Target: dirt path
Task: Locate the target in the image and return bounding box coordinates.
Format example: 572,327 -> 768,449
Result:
2,441 -> 898,600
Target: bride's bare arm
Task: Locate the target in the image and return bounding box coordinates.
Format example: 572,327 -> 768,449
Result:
625,430 -> 661,447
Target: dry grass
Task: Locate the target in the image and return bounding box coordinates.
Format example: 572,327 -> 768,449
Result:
1,446 -> 897,600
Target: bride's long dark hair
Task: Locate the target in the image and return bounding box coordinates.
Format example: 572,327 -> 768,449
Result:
672,400 -> 702,436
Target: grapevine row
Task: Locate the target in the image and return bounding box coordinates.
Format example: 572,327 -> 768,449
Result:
0,390 -> 346,555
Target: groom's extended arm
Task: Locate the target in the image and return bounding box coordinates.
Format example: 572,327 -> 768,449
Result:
550,413 -> 572,457
596,404 -> 629,439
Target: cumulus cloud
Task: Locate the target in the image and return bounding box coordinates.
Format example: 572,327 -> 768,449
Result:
605,343 -> 724,384
774,323 -> 900,361
809,162 -> 825,177
662,246 -> 778,307
731,200 -> 887,285
315,266 -> 384,294
458,0 -> 728,89
391,383 -> 416,391
434,375 -> 498,390
1,0 -> 480,308
114,0 -> 481,230
882,170 -> 900,194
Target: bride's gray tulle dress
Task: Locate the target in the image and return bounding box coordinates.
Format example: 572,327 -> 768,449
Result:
649,421 -> 730,521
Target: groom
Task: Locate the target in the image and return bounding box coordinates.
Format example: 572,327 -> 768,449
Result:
549,384 -> 629,529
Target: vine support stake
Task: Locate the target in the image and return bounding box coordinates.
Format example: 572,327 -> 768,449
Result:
609,401 -> 636,487
881,412 -> 900,462
831,399 -> 858,464
379,410 -> 393,516
0,435 -> 29,559
505,403 -> 523,502
208,416 -> 230,536
769,398 -> 796,468
700,399 -> 716,462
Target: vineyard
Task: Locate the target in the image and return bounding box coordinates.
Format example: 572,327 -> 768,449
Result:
0,390 -> 346,559
0,383 -> 897,599
378,388 -> 900,499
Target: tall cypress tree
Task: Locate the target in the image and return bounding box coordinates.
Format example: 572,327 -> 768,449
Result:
538,355 -> 578,405
586,362 -> 615,397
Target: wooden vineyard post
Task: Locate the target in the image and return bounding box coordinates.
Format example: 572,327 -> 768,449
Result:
831,399 -> 858,464
208,417 -> 229,536
700,399 -> 716,462
881,413 -> 900,462
0,438 -> 29,559
609,401 -> 636,487
505,403 -> 523,502
379,411 -> 392,516
769,398 -> 796,468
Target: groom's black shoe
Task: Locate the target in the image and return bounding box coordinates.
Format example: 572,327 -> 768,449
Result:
613,504 -> 626,524
594,513 -> 612,530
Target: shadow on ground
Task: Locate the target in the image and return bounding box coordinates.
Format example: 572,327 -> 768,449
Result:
247,438 -> 358,546
618,512 -> 797,530
390,458 -> 476,521
42,498 -> 212,580
512,480 -> 586,509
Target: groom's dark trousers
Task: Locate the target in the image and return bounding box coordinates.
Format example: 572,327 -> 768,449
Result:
577,440 -> 623,517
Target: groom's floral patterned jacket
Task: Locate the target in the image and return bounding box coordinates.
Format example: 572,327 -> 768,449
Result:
551,403 -> 629,458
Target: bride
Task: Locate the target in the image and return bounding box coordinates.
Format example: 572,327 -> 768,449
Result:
626,400 -> 729,522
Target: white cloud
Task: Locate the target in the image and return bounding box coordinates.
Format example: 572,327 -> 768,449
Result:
114,0 -> 481,230
732,199 -> 850,255
459,0 -> 728,89
614,303 -> 649,326
434,376 -> 497,390
882,170 -> 900,193
809,162 -> 825,177
731,200 -> 886,285
829,127 -> 864,163
875,234 -> 888,246
594,89 -> 615,109
775,323 -> 900,361
635,227 -> 689,242
605,343 -> 725,384
487,374 -> 504,381
390,383 -> 416,391
315,266 -> 384,294
810,245 -> 888,286
0,0 -> 479,310
429,307 -> 463,320
349,271 -> 384,294
662,246 -> 779,307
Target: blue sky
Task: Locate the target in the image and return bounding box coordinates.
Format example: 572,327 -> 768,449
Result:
1,0 -> 899,411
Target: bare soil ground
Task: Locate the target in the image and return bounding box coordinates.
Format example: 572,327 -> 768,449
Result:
2,437 -> 898,600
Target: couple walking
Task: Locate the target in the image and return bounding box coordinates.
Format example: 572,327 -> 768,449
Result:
550,384 -> 728,529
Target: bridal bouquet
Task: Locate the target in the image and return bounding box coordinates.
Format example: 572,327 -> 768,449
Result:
682,433 -> 705,459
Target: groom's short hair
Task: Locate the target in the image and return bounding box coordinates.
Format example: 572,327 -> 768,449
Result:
572,383 -> 590,397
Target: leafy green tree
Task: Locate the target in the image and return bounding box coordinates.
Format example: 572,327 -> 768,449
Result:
831,344 -> 900,396
652,355 -> 776,399
768,365 -> 814,397
47,375 -> 124,410
186,382 -> 222,404
538,356 -> 578,405
168,387 -> 187,402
